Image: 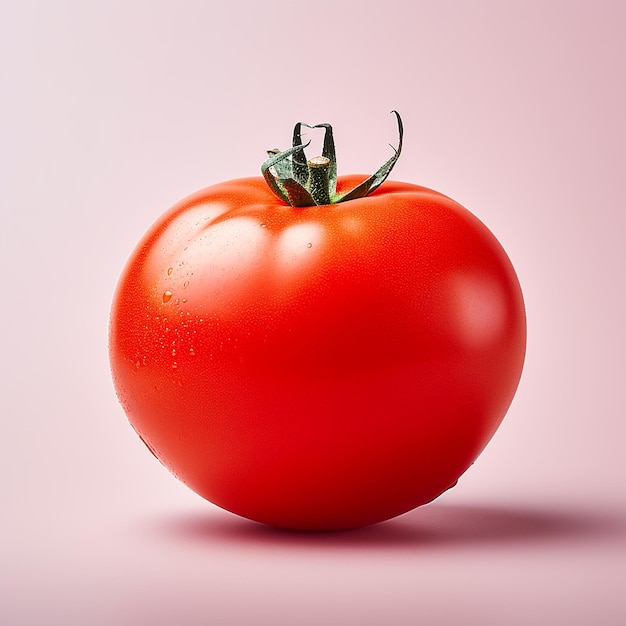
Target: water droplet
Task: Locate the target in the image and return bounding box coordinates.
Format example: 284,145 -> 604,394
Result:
172,362 -> 178,369
162,290 -> 173,303
183,281 -> 189,288
307,242 -> 312,248
260,223 -> 267,228
182,298 -> 187,303
167,267 -> 173,275
171,348 -> 176,356
189,347 -> 195,356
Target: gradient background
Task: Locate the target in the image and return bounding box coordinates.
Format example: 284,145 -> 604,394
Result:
2,1 -> 625,624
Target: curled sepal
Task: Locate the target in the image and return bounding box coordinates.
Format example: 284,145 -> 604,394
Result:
291,123 -> 311,185
261,142 -> 315,207
336,111 -> 403,202
266,148 -> 292,180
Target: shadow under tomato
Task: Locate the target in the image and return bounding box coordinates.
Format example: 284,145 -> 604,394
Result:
142,501 -> 626,551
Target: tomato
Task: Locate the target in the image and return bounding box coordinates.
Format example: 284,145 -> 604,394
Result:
109,115 -> 526,530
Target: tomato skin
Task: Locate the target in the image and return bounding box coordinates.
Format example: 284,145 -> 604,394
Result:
109,175 -> 526,530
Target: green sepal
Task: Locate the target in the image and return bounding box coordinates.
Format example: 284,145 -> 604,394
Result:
335,111 -> 403,202
281,177 -> 317,207
261,141 -> 315,206
266,148 -> 292,180
291,123 -> 310,186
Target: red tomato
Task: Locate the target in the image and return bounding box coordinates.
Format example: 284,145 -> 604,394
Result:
110,117 -> 526,530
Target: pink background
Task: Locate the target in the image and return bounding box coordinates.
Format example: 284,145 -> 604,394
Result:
2,1 -> 625,624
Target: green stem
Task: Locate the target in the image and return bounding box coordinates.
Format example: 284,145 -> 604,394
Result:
307,156 -> 331,205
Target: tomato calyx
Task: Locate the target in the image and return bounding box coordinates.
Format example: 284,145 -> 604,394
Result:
261,111 -> 404,207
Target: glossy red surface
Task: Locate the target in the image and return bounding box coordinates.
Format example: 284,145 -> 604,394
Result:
110,176 -> 526,529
